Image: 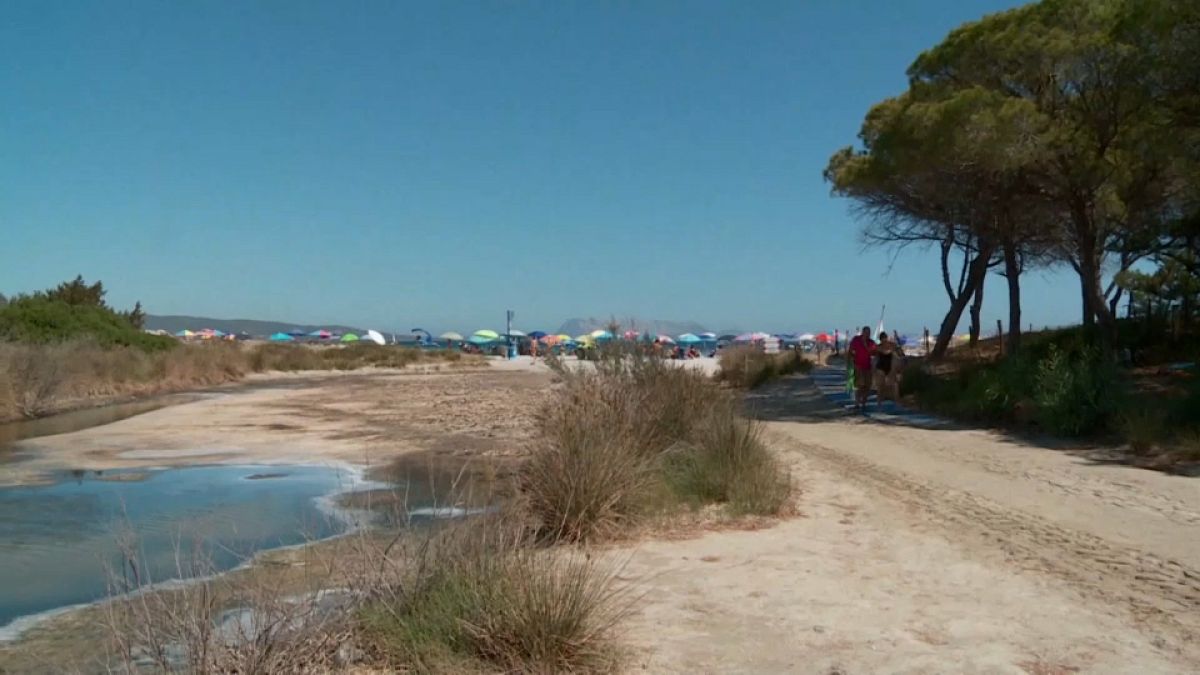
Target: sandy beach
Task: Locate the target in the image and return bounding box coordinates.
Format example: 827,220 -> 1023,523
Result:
3,361 -> 1199,672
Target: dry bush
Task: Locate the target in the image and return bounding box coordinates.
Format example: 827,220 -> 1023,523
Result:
528,349 -> 792,542
717,344 -> 813,388
100,535 -> 353,674
662,403 -> 791,515
359,516 -> 630,674
0,343 -> 65,417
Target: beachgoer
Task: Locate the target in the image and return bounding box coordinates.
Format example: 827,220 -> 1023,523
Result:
874,331 -> 903,402
847,326 -> 876,411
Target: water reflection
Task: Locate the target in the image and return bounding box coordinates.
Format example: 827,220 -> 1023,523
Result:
0,464 -> 361,631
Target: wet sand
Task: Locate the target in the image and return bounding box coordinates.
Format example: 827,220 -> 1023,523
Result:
2,366 -> 551,487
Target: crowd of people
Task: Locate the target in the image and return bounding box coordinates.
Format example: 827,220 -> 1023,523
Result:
846,325 -> 906,412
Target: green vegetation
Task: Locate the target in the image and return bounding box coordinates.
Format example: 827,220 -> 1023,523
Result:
527,348 -> 792,543
826,0 -> 1200,357
0,276 -> 169,350
717,345 -> 813,388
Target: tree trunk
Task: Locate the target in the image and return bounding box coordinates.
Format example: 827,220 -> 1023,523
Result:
1078,246 -> 1117,346
932,243 -> 994,358
1003,240 -> 1022,356
968,279 -> 985,347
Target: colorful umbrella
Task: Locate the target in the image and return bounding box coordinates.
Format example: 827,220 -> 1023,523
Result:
815,333 -> 832,344
341,333 -> 359,342
539,334 -> 562,345
623,330 -> 640,340
467,334 -> 498,345
590,330 -> 614,340
528,331 -> 548,339
473,329 -> 500,340
309,329 -> 332,339
174,329 -> 193,337
574,334 -> 596,344
677,333 -> 701,344
269,332 -> 293,341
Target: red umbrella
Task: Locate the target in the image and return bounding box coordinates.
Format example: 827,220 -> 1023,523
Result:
815,332 -> 832,344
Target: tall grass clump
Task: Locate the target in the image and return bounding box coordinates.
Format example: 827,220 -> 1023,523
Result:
359,519 -> 630,674
526,347 -> 791,542
717,345 -> 813,388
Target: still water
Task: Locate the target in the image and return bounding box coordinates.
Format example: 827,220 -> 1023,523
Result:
0,464 -> 361,632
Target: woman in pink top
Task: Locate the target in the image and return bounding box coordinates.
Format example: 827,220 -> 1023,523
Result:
847,326 -> 876,412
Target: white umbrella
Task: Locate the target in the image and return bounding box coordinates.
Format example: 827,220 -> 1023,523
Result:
507,329 -> 527,338
798,333 -> 816,341
365,329 -> 386,345
439,331 -> 465,341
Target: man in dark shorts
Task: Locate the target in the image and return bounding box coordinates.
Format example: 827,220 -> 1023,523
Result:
847,326 -> 876,412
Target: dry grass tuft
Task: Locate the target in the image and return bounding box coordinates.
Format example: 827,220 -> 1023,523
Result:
525,349 -> 792,543
717,345 -> 813,388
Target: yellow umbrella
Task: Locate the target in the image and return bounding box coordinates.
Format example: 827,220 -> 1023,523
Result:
574,334 -> 595,344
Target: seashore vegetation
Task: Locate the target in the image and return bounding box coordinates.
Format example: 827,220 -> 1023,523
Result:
0,277 -> 474,423
716,344 -> 813,389
3,322 -> 793,673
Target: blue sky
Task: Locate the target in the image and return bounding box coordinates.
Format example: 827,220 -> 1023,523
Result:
1,0 -> 1078,335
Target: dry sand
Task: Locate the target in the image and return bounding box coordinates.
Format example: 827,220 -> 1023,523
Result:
4,362 -> 1198,672
617,374 -> 1200,673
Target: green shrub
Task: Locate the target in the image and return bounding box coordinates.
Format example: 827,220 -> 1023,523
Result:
0,296 -> 174,351
1033,345 -> 1120,436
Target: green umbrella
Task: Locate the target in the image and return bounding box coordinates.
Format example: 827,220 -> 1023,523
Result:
340,333 -> 359,342
473,329 -> 500,340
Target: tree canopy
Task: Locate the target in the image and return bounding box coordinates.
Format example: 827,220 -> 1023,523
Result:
827,0 -> 1199,355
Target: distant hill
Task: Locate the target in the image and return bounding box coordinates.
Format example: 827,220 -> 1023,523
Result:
145,315 -> 366,337
555,317 -> 709,338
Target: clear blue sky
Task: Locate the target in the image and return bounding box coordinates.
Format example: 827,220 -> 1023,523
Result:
1,0 -> 1079,335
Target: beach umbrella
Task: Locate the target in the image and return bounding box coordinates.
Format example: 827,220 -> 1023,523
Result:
212,329 -> 226,337
656,334 -> 676,344
439,331 -> 464,342
174,329 -> 193,337
539,334 -> 562,345
590,330 -> 614,340
622,330 -> 639,340
699,332 -> 717,339
798,333 -> 816,341
269,332 -> 293,341
717,334 -> 737,342
815,333 -> 832,344
365,329 -> 386,345
341,333 -> 359,342
528,331 -> 547,339
309,329 -> 332,339
287,329 -> 307,337
677,333 -> 701,344
468,334 -> 498,345
574,334 -> 596,344
473,329 -> 500,340
555,334 -> 571,342
507,329 -> 527,338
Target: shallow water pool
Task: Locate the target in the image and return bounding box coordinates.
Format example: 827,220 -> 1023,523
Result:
0,464 -> 364,633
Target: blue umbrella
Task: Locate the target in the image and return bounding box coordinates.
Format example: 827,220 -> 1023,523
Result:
467,334 -> 498,345
677,333 -> 702,344
269,332 -> 294,342
528,331 -> 548,339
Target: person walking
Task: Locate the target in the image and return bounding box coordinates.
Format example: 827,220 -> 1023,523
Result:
847,326 -> 876,412
874,331 -> 903,403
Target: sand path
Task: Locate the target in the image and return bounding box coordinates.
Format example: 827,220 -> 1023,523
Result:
619,374 -> 1200,673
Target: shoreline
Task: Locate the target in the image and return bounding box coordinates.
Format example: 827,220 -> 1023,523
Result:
0,459 -> 386,642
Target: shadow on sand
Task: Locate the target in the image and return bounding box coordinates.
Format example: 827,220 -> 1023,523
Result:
744,367 -> 1200,478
